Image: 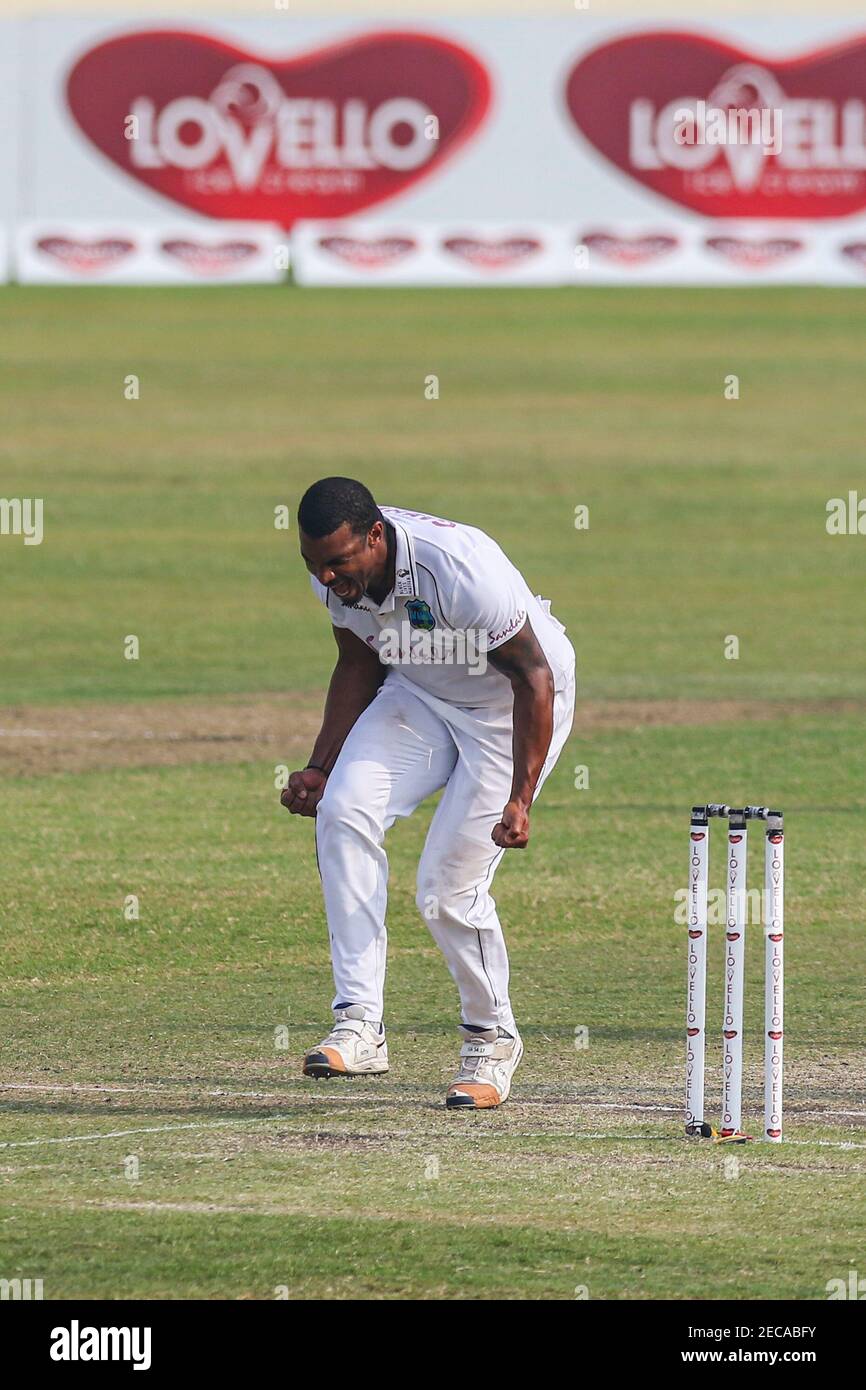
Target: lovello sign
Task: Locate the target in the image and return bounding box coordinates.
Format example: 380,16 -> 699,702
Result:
66,29 -> 491,226
565,31 -> 866,218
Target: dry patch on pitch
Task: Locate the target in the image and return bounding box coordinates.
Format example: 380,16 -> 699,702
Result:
572,695 -> 866,731
0,694 -> 324,776
2,693 -> 864,777
2,1063 -> 863,1132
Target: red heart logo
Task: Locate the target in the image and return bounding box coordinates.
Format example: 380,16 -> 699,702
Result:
66,29 -> 491,228
841,240 -> 866,268
36,236 -> 136,273
319,234 -> 417,268
564,32 -> 866,218
160,238 -> 259,274
705,235 -> 803,268
441,236 -> 542,269
582,231 -> 678,265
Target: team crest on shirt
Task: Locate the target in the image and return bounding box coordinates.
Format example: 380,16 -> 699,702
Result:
406,598 -> 435,630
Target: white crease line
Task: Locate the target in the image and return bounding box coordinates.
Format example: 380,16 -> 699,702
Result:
3,1083 -> 154,1094
2,1118 -> 864,1155
0,1118 -> 283,1150
583,1102 -> 866,1119
781,1140 -> 866,1150
1,1083 -> 382,1100
567,1134 -> 866,1151
2,1084 -> 864,1122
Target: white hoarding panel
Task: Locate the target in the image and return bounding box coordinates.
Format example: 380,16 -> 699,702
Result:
146,221 -> 285,282
15,220 -> 285,283
9,16 -> 866,284
293,220 -> 569,284
15,221 -> 150,282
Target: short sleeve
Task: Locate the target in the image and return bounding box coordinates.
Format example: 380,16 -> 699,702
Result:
309,573 -> 350,627
449,565 -> 528,651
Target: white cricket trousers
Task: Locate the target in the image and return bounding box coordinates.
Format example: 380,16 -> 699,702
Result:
314,665 -> 575,1031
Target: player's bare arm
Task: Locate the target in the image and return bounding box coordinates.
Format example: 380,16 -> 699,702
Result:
280,625 -> 384,817
487,621 -> 555,850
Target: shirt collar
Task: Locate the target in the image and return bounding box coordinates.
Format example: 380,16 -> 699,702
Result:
366,518 -> 417,614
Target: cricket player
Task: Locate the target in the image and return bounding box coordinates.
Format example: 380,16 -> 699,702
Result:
282,478 -> 575,1108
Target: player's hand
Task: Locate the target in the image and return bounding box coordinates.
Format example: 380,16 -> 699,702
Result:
492,800 -> 530,850
280,767 -> 327,818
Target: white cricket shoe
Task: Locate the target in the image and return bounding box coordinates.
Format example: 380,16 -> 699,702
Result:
302,1005 -> 389,1079
445,1024 -> 523,1109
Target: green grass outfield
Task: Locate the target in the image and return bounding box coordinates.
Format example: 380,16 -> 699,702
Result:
3,285 -> 866,703
1,286 -> 865,1299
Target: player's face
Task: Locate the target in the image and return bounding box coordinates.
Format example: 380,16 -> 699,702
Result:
300,521 -> 383,605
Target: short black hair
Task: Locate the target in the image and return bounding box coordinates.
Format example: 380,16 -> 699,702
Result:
297,477 -> 381,539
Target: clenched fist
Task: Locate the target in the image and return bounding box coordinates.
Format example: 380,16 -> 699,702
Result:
492,799 -> 531,850
280,766 -> 328,818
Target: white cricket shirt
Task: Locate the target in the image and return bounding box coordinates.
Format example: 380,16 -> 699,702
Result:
309,506 -> 575,708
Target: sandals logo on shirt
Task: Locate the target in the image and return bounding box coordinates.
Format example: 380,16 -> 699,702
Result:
406,598 -> 435,630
